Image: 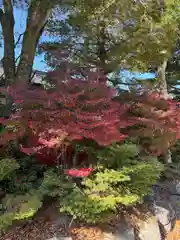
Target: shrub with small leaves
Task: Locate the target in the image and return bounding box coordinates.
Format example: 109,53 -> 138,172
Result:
0,158 -> 19,181
0,144 -> 164,229
97,143 -> 140,168
58,144 -> 164,223
0,213 -> 14,232
0,191 -> 43,231
0,167 -> 65,232
0,156 -> 45,232
14,194 -> 43,220
38,169 -> 73,197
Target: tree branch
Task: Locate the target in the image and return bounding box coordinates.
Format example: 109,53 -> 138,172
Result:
15,53 -> 22,63
15,32 -> 25,48
30,70 -> 37,82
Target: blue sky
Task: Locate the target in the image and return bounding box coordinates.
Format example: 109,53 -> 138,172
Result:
120,70 -> 155,80
0,7 -> 155,79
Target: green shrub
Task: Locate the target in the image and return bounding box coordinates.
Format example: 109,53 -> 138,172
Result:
0,158 -> 19,181
0,167 -> 70,231
0,156 -> 45,231
0,192 -> 43,231
58,144 -> 164,223
172,140 -> 180,163
0,143 -> 164,230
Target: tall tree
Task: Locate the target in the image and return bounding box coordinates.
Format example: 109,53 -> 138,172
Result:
0,0 -> 58,84
40,0 -> 162,75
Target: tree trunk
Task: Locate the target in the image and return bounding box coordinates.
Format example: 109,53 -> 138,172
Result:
97,21 -> 107,73
157,60 -> 172,164
16,1 -> 52,82
0,0 -> 16,84
157,60 -> 169,99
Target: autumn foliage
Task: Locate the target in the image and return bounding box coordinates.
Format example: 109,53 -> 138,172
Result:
0,73 -> 180,165
118,91 -> 180,155
0,72 -> 131,165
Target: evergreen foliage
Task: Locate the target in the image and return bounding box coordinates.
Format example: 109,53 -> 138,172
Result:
0,143 -> 163,229
0,156 -> 44,231
59,144 -> 163,223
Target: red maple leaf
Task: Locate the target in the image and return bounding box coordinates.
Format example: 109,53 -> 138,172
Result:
64,168 -> 94,177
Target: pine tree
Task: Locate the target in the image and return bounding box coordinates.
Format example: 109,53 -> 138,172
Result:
40,0 -> 168,75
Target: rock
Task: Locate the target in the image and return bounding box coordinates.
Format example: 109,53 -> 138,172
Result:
169,195 -> 180,218
152,183 -> 176,235
154,201 -> 173,233
175,181 -> 180,193
137,216 -> 161,240
103,219 -> 134,240
114,222 -> 134,240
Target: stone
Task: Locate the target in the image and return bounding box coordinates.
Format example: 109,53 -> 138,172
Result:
169,195 -> 180,218
154,201 -> 174,233
103,221 -> 135,240
175,181 -> 180,193
137,216 -> 161,240
115,222 -> 134,240
152,182 -> 176,235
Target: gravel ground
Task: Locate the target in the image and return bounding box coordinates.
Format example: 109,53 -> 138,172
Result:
0,218 -> 69,240
0,221 -> 118,240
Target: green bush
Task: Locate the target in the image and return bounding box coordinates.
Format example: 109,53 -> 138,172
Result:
0,157 -> 44,231
0,192 -> 43,229
171,140 -> 180,163
0,143 -> 164,230
0,164 -> 71,231
58,144 -> 164,223
0,158 -> 19,181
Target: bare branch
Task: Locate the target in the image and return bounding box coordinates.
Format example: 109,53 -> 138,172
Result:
15,32 -> 25,48
30,71 -> 37,82
15,53 -> 22,63
0,72 -> 5,81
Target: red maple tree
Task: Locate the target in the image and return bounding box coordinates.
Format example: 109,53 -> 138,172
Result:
2,70 -> 180,164
0,72 -> 130,165
118,91 -> 180,155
